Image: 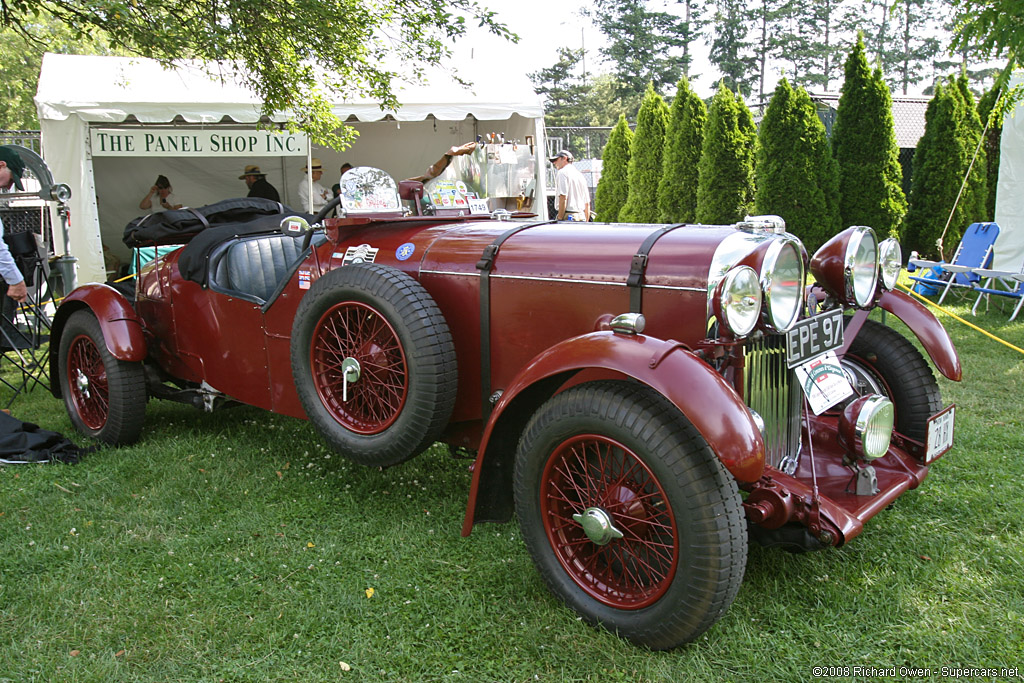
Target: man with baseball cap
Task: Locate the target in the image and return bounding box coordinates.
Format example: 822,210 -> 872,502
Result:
550,150 -> 590,221
0,146 -> 28,303
239,164 -> 280,202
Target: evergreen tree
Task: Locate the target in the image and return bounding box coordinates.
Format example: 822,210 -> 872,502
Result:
529,47 -> 591,127
595,114 -> 633,222
619,84 -> 669,223
708,0 -> 758,97
887,0 -> 944,95
695,82 -> 757,224
903,81 -> 972,257
950,73 -> 989,223
657,77 -> 707,223
588,0 -> 688,101
831,34 -> 907,239
676,0 -> 709,79
977,83 -> 1004,218
777,0 -> 853,92
755,79 -> 841,251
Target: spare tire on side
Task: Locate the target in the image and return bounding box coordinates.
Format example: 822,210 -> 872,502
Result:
290,263 -> 457,467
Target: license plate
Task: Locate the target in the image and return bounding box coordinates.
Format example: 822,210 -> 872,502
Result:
925,405 -> 955,462
785,308 -> 845,368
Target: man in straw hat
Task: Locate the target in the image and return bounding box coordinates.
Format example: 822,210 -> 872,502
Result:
298,158 -> 330,213
239,164 -> 280,202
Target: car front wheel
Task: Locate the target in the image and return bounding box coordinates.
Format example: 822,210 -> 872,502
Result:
58,309 -> 147,445
513,380 -> 747,650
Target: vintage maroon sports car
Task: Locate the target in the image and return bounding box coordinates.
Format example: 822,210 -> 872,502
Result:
49,166 -> 960,649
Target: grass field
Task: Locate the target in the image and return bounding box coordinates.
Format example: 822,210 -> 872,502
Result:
1,291 -> 1022,682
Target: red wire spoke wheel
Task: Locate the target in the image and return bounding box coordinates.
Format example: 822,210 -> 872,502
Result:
57,310 -> 146,444
292,264 -> 457,467
540,433 -> 679,609
66,333 -> 109,431
310,301 -> 408,434
514,381 -> 746,650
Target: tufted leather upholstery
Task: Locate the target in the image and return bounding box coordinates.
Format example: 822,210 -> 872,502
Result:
212,234 -> 305,302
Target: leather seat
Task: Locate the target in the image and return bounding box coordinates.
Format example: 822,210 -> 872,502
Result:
212,234 -> 305,302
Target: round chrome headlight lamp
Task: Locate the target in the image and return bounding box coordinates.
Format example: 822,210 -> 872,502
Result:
761,238 -> 805,332
847,226 -> 879,307
810,225 -> 880,308
839,395 -> 894,461
714,266 -> 762,337
878,237 -> 902,291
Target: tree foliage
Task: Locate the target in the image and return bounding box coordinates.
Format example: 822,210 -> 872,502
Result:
708,0 -> 758,98
755,79 -> 840,251
950,0 -> 1021,69
0,18 -> 123,129
0,0 -> 512,146
950,73 -> 989,224
619,84 -> 668,223
594,114 -> 633,222
657,77 -> 706,223
587,0 -> 688,101
529,48 -> 591,127
977,82 -> 1004,218
831,34 -> 907,238
695,82 -> 756,225
903,76 -> 988,258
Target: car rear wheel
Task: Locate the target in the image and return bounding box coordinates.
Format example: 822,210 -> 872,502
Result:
291,264 -> 457,467
842,318 -> 942,441
513,380 -> 747,650
58,309 -> 147,445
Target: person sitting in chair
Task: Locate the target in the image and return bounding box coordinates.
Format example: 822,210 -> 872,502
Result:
0,146 -> 28,304
139,174 -> 183,211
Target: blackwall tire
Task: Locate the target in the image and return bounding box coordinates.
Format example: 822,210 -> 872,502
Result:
290,264 -> 457,467
843,318 -> 942,441
513,380 -> 747,650
58,309 -> 147,445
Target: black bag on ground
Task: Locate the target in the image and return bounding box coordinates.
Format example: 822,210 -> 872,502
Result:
0,411 -> 97,464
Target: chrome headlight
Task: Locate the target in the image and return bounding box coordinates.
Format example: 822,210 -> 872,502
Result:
714,266 -> 762,338
810,225 -> 880,308
878,237 -> 902,290
761,238 -> 805,332
839,395 -> 894,460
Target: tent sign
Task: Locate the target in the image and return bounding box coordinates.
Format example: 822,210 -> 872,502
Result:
89,128 -> 308,157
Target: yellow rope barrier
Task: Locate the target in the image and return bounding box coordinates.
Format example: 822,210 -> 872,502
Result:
897,282 -> 1024,356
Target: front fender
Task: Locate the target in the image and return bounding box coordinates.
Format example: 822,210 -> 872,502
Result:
49,284 -> 147,397
878,289 -> 962,381
461,331 -> 765,535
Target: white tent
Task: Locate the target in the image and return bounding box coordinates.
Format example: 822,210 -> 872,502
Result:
993,72 -> 1024,272
35,53 -> 546,284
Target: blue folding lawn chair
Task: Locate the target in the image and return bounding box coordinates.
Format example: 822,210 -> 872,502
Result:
908,222 -> 1000,303
970,258 -> 1024,322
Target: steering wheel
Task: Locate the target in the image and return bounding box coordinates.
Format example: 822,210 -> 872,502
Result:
303,195 -> 343,252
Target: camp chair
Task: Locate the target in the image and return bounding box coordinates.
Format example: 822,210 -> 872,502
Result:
908,222 -> 1000,303
0,231 -> 52,407
970,259 -> 1024,322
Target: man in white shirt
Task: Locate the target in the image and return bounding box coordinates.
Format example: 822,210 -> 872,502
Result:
550,150 -> 590,221
297,157 -> 330,213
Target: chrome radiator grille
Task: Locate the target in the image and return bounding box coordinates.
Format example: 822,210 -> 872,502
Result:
744,335 -> 803,474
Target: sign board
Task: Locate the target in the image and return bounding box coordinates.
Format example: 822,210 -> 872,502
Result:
89,128 -> 308,157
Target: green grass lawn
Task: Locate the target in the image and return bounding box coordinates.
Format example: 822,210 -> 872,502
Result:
1,292 -> 1022,682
